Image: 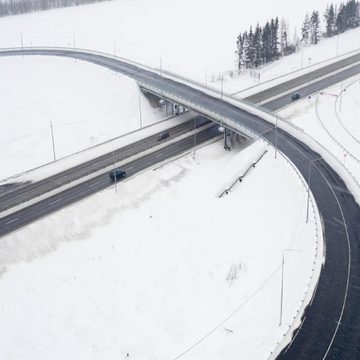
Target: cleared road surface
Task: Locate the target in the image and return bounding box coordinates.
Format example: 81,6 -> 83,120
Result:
0,48 -> 360,359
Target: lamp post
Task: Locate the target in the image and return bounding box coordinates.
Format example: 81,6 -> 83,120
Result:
20,31 -> 24,50
274,116 -> 279,159
300,39 -> 304,70
50,120 -> 56,162
306,157 -> 322,223
279,249 -> 302,326
112,147 -> 118,194
138,92 -> 143,129
336,34 -> 339,56
221,75 -> 224,100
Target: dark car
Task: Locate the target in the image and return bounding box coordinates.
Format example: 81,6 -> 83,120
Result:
291,92 -> 300,101
157,131 -> 170,141
109,168 -> 126,181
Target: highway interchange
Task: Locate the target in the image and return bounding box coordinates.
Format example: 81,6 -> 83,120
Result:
1,48 -> 360,359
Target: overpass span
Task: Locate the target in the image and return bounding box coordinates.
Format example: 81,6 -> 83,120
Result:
1,48 -> 360,359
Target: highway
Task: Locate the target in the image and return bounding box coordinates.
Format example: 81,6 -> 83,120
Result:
0,125 -> 220,237
1,48 -> 360,359
0,116 -> 210,213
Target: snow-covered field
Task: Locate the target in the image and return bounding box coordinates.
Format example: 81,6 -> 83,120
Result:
2,0 -> 360,359
280,75 -> 360,191
0,0 -> 352,82
0,141 -> 321,360
0,56 -> 164,180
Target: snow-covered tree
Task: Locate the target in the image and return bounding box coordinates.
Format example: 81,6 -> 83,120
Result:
301,13 -> 311,44
310,11 -> 321,44
324,4 -> 337,37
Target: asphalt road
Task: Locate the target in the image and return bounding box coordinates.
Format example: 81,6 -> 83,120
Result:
0,48 -> 360,359
0,125 -> 220,237
0,116 -> 210,212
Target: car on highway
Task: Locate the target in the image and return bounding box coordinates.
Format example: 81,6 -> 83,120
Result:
109,168 -> 126,181
291,92 -> 300,101
157,131 -> 170,141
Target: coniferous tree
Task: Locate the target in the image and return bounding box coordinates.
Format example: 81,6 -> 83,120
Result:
236,33 -> 244,70
253,24 -> 263,67
336,3 -> 347,33
262,21 -> 272,63
310,11 -> 321,44
324,4 -> 336,37
247,26 -> 256,68
301,13 -> 311,44
270,17 -> 280,60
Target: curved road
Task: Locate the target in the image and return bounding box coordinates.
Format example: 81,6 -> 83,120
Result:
1,48 -> 360,359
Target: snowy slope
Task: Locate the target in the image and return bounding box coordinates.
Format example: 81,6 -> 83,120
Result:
0,0 -> 348,81
0,56 -> 162,180
0,141 -> 321,360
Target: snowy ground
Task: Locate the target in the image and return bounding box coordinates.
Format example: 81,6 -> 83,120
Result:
0,140 -> 321,360
2,0 -> 358,359
0,56 -> 163,180
280,74 -> 360,191
0,0 -> 353,83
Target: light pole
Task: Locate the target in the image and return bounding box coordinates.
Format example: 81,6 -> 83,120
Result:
300,39 -> 304,69
113,38 -> 122,59
50,120 -> 56,162
221,75 -> 224,100
339,82 -> 344,112
112,147 -> 118,194
274,116 -> 278,159
73,32 -> 76,50
336,34 -> 339,56
138,92 -> 143,129
257,71 -> 261,104
306,157 -> 322,223
20,31 -> 24,50
279,249 -> 302,327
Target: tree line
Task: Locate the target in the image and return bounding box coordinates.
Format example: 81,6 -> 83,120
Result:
0,0 -> 111,17
236,0 -> 360,70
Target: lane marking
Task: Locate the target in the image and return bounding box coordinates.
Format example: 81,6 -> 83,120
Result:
49,198 -> 62,206
127,166 -> 134,170
155,153 -> 163,158
5,218 -> 18,225
88,181 -> 100,188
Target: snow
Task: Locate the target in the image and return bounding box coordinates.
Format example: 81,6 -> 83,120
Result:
0,55 -> 165,180
0,0 -> 348,82
3,0 -> 359,358
0,140 -> 322,360
279,74 -> 360,199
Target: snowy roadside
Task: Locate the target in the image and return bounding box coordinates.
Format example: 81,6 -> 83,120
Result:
279,73 -> 360,204
0,140 -> 321,360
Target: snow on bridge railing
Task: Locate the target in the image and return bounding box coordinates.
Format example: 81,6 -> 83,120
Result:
1,46 -> 359,202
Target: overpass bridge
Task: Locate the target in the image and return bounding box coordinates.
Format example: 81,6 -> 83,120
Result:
1,47 -> 360,359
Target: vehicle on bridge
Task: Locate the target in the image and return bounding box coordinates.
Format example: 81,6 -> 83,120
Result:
291,92 -> 301,101
109,168 -> 126,181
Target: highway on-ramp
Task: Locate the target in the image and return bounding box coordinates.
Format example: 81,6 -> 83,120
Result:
1,48 -> 360,359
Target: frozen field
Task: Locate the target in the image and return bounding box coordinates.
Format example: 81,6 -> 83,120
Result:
0,141 -> 321,360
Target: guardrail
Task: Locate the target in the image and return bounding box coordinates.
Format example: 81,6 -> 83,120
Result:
218,150 -> 268,198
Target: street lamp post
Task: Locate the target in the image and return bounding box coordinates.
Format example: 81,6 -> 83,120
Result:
339,82 -> 344,112
336,34 -> 339,56
20,31 -> 24,50
221,75 -> 224,100
300,39 -> 304,70
274,116 -> 278,159
279,249 -> 302,326
306,157 -> 322,223
138,92 -> 143,129
112,148 -> 118,194
50,120 -> 57,162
